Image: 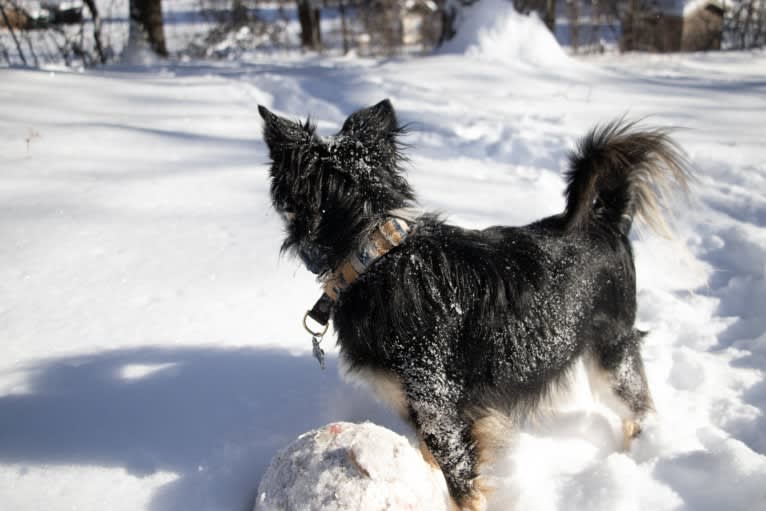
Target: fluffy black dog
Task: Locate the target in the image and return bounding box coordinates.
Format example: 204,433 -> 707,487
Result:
259,100 -> 688,510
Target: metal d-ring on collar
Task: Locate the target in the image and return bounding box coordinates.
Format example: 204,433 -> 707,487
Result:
303,311 -> 329,338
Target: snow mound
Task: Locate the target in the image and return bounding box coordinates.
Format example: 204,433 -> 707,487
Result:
439,0 -> 568,67
254,422 -> 449,511
121,23 -> 161,66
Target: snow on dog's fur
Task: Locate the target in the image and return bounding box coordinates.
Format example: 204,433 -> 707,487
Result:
259,100 -> 689,510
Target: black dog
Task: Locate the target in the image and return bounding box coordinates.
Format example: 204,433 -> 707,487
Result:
259,100 -> 688,510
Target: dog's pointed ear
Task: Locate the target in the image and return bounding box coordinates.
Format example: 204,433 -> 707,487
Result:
342,99 -> 399,138
258,104 -> 276,124
258,105 -> 308,157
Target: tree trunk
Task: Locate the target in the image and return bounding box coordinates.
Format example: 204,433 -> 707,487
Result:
298,0 -> 321,50
0,2 -> 27,65
339,0 -> 349,54
129,0 -> 167,56
566,0 -> 579,51
437,3 -> 458,46
82,0 -> 106,63
544,0 -> 556,33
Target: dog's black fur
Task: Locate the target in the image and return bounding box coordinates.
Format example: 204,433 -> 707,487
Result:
259,100 -> 688,509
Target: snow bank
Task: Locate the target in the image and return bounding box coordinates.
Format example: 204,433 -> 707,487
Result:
255,422 -> 448,511
439,0 -> 569,67
121,22 -> 162,66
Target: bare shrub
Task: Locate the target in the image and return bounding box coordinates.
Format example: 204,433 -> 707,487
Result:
725,0 -> 765,49
683,4 -> 723,51
1,0 -> 109,66
620,0 -> 682,52
185,0 -> 285,58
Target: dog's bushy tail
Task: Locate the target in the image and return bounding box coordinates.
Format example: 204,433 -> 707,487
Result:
564,120 -> 690,237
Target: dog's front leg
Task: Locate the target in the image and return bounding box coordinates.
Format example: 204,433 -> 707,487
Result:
406,370 -> 486,511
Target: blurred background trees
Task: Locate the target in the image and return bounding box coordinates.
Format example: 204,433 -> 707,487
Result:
0,0 -> 763,66
128,0 -> 167,56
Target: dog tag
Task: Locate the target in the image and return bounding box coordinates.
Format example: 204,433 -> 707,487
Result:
312,336 -> 326,370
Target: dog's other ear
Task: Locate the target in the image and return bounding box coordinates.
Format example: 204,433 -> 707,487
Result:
341,99 -> 398,139
258,105 -> 309,156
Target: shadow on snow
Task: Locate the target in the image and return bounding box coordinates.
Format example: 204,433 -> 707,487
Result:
0,346 -> 407,511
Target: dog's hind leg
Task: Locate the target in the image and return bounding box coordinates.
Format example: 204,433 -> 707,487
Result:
586,329 -> 654,451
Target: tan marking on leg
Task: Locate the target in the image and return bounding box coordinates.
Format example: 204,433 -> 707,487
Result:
622,419 -> 641,452
471,409 -> 511,467
464,409 -> 510,510
418,438 -> 440,469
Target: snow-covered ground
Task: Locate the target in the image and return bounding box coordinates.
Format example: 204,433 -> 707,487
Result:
2,5 -> 766,511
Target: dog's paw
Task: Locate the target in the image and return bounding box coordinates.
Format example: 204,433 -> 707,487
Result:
622,418 -> 642,451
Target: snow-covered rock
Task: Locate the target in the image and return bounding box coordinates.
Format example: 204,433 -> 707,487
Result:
254,422 -> 449,511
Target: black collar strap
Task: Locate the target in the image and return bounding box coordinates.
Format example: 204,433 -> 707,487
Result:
305,216 -> 413,329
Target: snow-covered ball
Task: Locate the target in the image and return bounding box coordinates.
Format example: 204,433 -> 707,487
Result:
255,422 -> 449,511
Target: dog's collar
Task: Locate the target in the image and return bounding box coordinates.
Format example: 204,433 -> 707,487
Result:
304,213 -> 416,330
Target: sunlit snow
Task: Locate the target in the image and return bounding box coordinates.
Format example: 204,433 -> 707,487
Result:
1,2 -> 765,510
